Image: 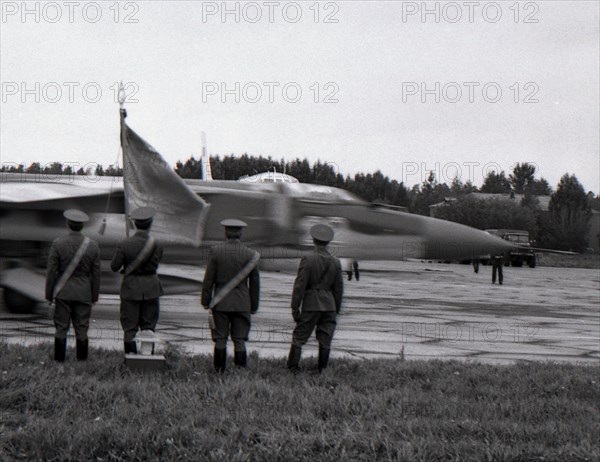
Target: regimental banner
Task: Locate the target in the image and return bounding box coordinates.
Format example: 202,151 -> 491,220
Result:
120,112 -> 209,246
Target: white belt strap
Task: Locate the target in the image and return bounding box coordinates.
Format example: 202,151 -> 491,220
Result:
125,236 -> 156,276
209,250 -> 260,310
52,237 -> 91,300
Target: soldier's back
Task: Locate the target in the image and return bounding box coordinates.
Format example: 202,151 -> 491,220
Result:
52,233 -> 99,273
211,241 -> 253,280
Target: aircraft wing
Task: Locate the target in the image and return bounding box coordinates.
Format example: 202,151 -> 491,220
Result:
0,174 -> 122,207
0,175 -> 125,244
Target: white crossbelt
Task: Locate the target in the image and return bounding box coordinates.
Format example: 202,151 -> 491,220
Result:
124,236 -> 156,276
52,237 -> 91,300
208,250 -> 260,310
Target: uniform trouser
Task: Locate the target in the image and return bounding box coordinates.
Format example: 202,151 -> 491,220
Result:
292,311 -> 337,349
492,264 -> 503,284
120,298 -> 160,342
54,299 -> 92,340
211,311 -> 251,351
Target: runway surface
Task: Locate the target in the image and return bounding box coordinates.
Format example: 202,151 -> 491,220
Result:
1,261 -> 598,364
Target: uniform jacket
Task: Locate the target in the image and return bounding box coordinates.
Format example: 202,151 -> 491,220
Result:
45,231 -> 101,303
492,254 -> 505,266
111,230 -> 164,301
291,246 -> 343,314
201,239 -> 260,313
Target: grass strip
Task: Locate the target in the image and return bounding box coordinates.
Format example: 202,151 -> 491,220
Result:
1,342 -> 598,461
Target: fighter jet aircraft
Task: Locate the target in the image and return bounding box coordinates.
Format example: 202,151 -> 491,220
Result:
0,109 -> 512,313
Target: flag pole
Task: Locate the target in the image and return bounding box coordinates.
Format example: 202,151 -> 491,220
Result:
118,81 -> 131,238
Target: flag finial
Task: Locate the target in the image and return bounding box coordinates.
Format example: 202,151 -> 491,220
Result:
118,81 -> 127,118
118,81 -> 126,109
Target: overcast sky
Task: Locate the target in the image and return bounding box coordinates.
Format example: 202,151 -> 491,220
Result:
1,1 -> 598,193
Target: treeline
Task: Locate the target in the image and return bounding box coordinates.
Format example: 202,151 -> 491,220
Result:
1,162 -> 123,177
419,172 -> 595,252
4,158 -> 598,252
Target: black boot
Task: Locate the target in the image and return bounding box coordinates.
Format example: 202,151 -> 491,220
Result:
76,339 -> 89,361
318,347 -> 330,372
214,347 -> 226,372
124,341 -> 137,354
54,337 -> 66,362
234,350 -> 247,368
287,345 -> 302,372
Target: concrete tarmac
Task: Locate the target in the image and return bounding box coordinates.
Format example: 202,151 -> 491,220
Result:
1,261 -> 598,364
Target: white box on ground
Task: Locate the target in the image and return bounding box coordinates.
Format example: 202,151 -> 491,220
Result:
125,330 -> 166,372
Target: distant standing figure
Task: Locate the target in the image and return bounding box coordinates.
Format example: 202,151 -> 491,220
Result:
111,207 -> 163,354
45,209 -> 101,362
201,219 -> 260,372
287,224 -> 344,372
472,258 -> 480,273
345,261 -> 361,281
353,261 -> 360,281
491,253 -> 504,285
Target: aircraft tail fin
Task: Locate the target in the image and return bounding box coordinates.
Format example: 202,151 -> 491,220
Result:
201,131 -> 213,181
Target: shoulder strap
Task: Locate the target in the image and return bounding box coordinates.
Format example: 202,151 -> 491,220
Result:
124,236 -> 156,276
209,249 -> 260,310
52,237 -> 91,299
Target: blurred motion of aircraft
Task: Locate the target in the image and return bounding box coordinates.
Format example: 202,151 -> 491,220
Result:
0,109 -> 513,313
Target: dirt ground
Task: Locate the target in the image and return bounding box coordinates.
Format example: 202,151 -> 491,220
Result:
1,260 -> 598,364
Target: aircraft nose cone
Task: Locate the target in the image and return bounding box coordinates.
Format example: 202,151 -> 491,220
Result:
421,218 -> 513,260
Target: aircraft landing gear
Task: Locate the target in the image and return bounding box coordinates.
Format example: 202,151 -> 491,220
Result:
2,288 -> 37,314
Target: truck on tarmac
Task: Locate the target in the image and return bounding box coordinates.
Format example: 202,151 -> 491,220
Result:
483,229 -> 536,268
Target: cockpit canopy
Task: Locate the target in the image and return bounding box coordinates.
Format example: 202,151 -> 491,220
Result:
282,183 -> 366,204
239,172 -> 299,183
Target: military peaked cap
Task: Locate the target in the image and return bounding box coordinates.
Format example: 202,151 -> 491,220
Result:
130,206 -> 156,222
220,218 -> 247,228
63,209 -> 89,223
310,224 -> 334,243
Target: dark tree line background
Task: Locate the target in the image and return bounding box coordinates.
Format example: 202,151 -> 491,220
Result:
3,157 -> 597,252
3,161 -> 124,177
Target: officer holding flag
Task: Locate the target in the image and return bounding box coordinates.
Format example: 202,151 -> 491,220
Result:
111,206 -> 164,354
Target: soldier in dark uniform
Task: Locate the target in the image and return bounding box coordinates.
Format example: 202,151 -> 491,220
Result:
491,253 -> 504,285
287,224 -> 344,372
111,207 -> 163,354
45,209 -> 101,362
201,219 -> 260,372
